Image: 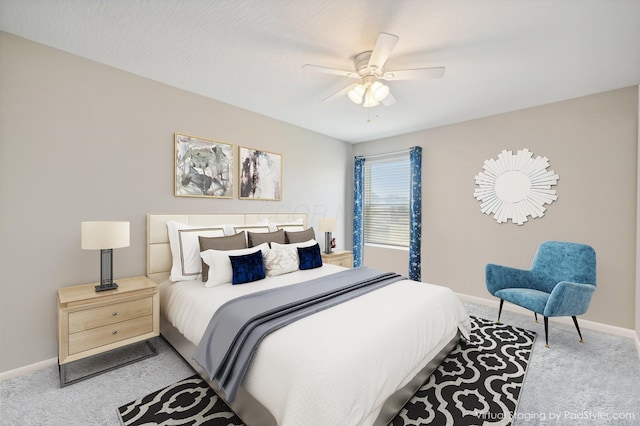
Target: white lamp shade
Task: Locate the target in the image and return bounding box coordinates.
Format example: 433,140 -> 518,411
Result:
371,81 -> 390,101
348,84 -> 365,104
317,217 -> 337,232
362,88 -> 380,107
81,221 -> 130,250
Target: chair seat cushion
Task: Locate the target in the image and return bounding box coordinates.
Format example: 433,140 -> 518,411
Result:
495,288 -> 550,315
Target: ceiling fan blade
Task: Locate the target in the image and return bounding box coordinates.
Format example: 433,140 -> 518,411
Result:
368,33 -> 399,70
382,67 -> 446,80
302,64 -> 359,78
382,92 -> 397,106
323,83 -> 359,102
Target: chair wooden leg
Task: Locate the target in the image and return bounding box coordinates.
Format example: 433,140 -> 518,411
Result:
544,316 -> 549,348
496,299 -> 504,324
572,316 -> 585,343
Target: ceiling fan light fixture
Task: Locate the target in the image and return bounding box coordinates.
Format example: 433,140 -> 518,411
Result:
348,84 -> 365,104
362,87 -> 379,108
304,32 -> 447,109
370,81 -> 390,101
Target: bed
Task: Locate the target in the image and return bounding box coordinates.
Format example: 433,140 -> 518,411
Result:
147,213 -> 471,426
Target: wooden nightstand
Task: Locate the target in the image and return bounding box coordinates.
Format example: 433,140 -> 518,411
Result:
57,276 -> 159,386
321,250 -> 354,268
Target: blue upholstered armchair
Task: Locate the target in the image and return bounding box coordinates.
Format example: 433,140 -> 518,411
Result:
486,241 -> 596,347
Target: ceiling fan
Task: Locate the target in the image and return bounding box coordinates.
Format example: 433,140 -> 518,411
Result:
302,32 -> 445,108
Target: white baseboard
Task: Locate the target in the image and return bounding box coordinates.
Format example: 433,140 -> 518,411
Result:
457,293 -> 639,341
0,357 -> 57,382
463,291 -> 640,360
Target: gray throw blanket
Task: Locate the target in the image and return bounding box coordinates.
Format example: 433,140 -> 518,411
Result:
192,267 -> 404,402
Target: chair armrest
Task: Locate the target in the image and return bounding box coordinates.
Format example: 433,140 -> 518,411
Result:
544,281 -> 596,317
485,264 -> 533,296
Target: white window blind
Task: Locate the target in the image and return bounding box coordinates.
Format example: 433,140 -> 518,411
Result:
363,156 -> 410,247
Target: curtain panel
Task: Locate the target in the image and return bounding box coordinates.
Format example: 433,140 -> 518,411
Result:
353,156 -> 365,268
409,146 -> 422,281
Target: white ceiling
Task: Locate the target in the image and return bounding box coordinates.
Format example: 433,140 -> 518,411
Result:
1,1 -> 639,143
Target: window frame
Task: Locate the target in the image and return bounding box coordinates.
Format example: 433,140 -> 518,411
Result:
362,154 -> 411,249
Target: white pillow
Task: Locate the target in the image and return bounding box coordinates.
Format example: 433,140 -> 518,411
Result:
223,221 -> 270,247
268,218 -> 304,232
231,224 -> 270,235
223,219 -> 270,236
167,221 -> 226,282
201,243 -> 269,287
264,245 -> 299,277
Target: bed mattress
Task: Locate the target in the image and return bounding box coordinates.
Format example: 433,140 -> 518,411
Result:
159,264 -> 470,426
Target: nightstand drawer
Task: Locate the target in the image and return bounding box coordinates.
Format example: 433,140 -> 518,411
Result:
321,251 -> 354,268
68,297 -> 153,333
68,314 -> 153,355
332,257 -> 353,268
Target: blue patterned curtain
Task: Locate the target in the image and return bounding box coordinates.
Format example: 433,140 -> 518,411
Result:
353,156 -> 365,267
409,146 -> 422,281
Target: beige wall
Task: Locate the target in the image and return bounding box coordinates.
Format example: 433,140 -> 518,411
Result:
637,86 -> 640,345
1,30 -> 637,373
355,86 -> 639,330
364,246 -> 409,277
0,32 -> 352,373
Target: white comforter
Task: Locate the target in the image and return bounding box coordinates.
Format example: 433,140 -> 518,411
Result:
160,264 -> 471,426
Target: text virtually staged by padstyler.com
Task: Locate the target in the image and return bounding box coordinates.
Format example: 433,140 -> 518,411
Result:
476,410 -> 637,422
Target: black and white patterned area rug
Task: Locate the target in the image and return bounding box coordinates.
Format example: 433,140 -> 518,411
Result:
118,316 -> 535,426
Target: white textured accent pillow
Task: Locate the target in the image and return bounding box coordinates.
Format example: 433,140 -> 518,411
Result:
263,245 -> 299,277
265,240 -> 318,275
167,221 -> 226,282
201,243 -> 270,287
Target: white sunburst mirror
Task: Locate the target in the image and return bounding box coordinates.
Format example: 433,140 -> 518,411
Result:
473,149 -> 559,225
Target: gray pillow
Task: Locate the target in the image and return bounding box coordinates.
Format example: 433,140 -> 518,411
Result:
199,232 -> 247,282
247,229 -> 286,248
285,227 -> 315,244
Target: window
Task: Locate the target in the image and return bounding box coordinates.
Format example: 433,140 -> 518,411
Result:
353,146 -> 421,277
363,156 -> 410,248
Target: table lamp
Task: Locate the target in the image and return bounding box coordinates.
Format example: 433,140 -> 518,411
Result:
317,217 -> 337,254
81,221 -> 130,292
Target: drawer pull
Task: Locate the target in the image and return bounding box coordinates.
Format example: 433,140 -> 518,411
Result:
112,330 -> 118,335
112,312 -> 118,316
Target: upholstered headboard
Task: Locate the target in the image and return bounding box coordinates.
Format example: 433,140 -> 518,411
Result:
146,213 -> 307,283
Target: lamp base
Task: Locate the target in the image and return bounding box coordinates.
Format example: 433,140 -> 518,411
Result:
95,282 -> 119,292
324,231 -> 332,254
96,248 -> 119,292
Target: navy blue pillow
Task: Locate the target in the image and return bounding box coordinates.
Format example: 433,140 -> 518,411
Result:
297,243 -> 323,270
229,250 -> 266,285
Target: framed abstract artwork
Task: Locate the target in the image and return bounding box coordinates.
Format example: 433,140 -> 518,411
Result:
238,146 -> 282,200
174,133 -> 233,198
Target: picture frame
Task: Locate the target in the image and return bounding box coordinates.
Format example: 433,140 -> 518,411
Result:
238,146 -> 282,200
175,133 -> 233,198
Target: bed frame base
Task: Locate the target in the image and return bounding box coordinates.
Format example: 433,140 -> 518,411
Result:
160,316 -> 276,425
373,332 -> 459,426
161,315 -> 459,426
